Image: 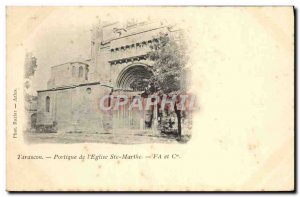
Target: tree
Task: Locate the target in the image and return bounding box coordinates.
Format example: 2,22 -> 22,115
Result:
24,52 -> 38,101
24,52 -> 38,79
24,52 -> 38,130
147,32 -> 189,139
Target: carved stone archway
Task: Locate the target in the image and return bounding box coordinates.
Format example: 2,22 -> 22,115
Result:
113,63 -> 156,131
116,63 -> 153,91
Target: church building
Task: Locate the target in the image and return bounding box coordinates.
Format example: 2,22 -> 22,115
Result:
36,20 -> 183,133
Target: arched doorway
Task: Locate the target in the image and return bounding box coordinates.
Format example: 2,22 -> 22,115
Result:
113,64 -> 156,131
116,64 -> 153,91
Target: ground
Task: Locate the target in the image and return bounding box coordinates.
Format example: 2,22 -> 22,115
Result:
24,130 -> 190,144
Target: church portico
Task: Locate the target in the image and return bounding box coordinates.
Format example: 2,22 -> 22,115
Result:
35,19 -> 183,134
115,63 -> 153,91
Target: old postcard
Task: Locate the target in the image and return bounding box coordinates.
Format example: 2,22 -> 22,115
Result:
6,6 -> 294,191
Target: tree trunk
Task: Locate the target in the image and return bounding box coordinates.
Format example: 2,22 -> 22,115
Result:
177,113 -> 181,140
174,103 -> 181,140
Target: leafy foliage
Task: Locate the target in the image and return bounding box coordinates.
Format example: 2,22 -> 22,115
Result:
146,32 -> 189,139
147,32 -> 188,93
24,53 -> 38,78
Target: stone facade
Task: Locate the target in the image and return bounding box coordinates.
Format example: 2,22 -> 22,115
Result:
36,20 -> 183,133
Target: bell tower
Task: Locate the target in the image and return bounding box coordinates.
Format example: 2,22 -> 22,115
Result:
91,20 -> 120,85
90,20 -> 102,78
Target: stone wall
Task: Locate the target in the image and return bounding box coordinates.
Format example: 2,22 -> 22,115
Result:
71,84 -> 112,132
95,46 -> 111,84
47,61 -> 93,89
36,84 -> 112,133
36,90 -> 56,127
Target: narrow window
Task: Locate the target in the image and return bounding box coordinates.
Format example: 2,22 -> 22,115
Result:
78,66 -> 83,78
85,65 -> 89,80
46,96 -> 50,112
72,66 -> 76,77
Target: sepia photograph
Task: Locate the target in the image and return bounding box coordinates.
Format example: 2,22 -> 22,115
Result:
23,17 -> 195,144
6,6 -> 295,192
